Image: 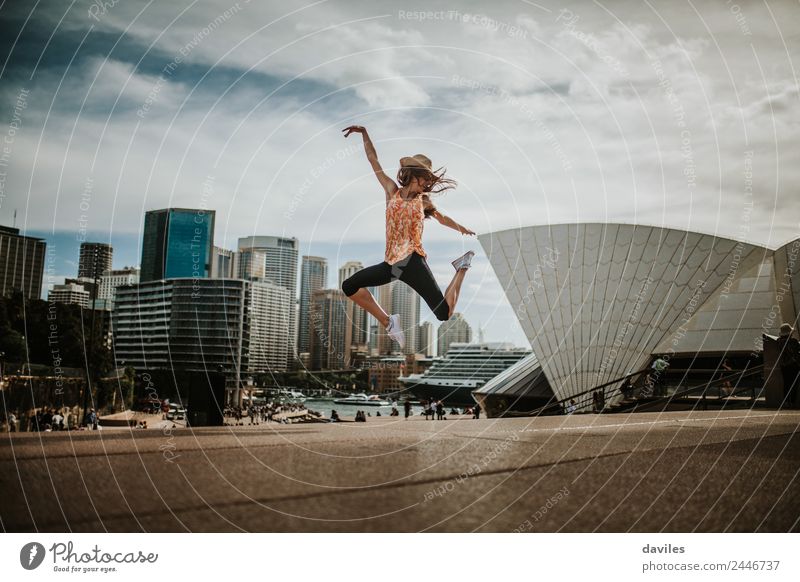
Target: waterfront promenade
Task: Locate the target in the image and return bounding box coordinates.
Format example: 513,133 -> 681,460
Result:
1,410 -> 798,532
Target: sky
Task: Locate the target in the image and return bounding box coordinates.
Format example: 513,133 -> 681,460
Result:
1,0 -> 798,348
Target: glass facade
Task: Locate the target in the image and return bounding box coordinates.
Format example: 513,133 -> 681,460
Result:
141,209 -> 214,282
165,210 -> 214,279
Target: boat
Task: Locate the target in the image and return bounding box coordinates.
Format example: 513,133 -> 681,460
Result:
332,393 -> 392,406
276,389 -> 307,403
399,342 -> 532,405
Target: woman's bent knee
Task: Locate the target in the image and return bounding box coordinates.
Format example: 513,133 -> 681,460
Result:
342,278 -> 358,297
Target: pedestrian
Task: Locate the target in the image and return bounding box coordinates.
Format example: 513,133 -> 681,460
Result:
404,399 -> 412,419
435,400 -> 444,420
566,399 -> 577,414
777,323 -> 800,408
84,408 -> 98,430
6,412 -> 16,432
52,409 -> 64,431
651,357 -> 669,397
473,403 -> 481,419
720,358 -> 733,397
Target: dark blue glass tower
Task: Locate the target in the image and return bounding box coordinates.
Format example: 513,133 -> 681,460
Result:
140,208 -> 215,282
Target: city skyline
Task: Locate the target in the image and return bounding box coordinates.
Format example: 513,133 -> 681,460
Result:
21,223 -> 518,347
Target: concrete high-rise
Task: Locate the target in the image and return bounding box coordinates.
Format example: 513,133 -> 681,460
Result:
48,282 -> 90,308
140,209 -> 215,282
97,267 -> 139,310
392,281 -> 420,355
78,242 -> 113,280
0,225 -> 46,299
309,289 -> 348,370
113,278 -> 249,401
416,321 -> 436,357
437,312 -> 472,356
376,282 -> 395,355
248,280 -> 291,373
234,249 -> 266,280
211,247 -> 235,278
238,236 -> 298,363
298,256 -> 328,355
339,261 -> 368,347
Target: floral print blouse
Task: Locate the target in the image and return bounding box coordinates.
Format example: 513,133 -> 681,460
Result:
385,190 -> 426,264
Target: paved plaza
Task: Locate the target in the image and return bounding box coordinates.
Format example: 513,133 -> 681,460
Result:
1,410 -> 799,532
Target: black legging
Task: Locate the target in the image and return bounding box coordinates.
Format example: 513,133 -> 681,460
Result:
341,252 -> 450,321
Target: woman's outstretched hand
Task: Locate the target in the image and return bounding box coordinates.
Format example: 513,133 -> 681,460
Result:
342,125 -> 366,137
458,225 -> 476,236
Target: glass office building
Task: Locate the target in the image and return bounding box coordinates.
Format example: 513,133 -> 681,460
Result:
141,208 -> 215,282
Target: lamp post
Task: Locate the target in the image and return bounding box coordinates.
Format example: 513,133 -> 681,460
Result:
80,259 -> 102,425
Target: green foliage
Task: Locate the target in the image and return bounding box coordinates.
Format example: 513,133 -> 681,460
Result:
0,291 -> 112,377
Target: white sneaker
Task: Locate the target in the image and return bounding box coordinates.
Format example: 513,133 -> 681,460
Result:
386,314 -> 405,349
451,250 -> 475,271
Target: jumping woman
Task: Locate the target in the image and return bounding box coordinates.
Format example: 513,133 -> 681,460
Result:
340,125 -> 476,348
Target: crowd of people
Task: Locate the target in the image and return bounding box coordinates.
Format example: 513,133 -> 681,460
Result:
417,400 -> 481,420
223,402 -> 317,425
2,407 -> 101,432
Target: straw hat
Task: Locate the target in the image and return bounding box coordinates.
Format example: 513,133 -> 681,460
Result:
399,154 -> 433,172
780,323 -> 794,337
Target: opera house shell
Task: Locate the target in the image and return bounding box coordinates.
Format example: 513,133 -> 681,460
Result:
472,223 -> 800,417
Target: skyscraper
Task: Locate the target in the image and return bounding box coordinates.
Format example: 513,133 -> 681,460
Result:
140,208 -> 215,282
376,282 -> 395,355
211,246 -> 235,278
339,261 -> 368,347
437,312 -> 472,356
392,281 -> 420,355
309,289 -> 348,370
48,283 -> 90,308
97,267 -> 139,310
416,321 -> 436,357
78,242 -> 113,280
298,256 -> 328,355
238,236 -> 298,363
0,225 -> 46,299
248,280 -> 291,373
234,249 -> 266,280
113,278 -> 249,401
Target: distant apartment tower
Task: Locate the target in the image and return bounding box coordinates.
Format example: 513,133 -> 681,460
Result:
392,281 -> 420,355
298,256 -> 328,355
211,246 -> 235,278
376,283 -> 395,355
248,280 -> 291,373
0,225 -> 46,299
238,236 -> 298,361
339,261 -> 368,347
78,242 -> 113,280
48,283 -> 90,308
438,312 -> 472,356
140,208 -> 215,282
416,321 -> 436,357
234,248 -> 266,280
113,278 -> 249,400
309,289 -> 348,370
97,267 -> 139,310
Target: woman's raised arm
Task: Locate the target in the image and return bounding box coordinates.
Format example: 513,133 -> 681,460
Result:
342,126 -> 397,198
